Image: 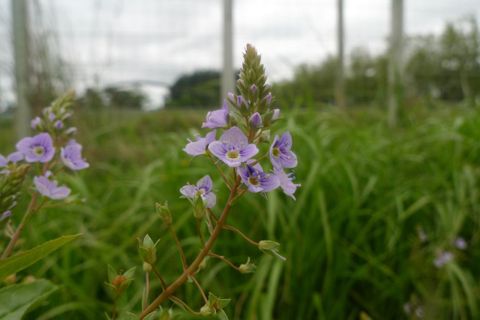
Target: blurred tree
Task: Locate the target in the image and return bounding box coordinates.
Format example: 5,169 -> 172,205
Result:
165,70 -> 221,108
76,87 -> 148,110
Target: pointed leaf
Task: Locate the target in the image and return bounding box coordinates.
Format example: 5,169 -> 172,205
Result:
0,234 -> 81,279
0,279 -> 57,320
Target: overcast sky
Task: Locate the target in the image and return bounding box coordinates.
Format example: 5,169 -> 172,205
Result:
0,0 -> 479,108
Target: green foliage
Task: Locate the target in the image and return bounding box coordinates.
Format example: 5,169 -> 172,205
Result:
0,234 -> 81,279
2,105 -> 480,319
76,87 -> 148,110
0,280 -> 57,320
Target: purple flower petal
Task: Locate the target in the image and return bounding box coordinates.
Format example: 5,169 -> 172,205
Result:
239,144 -> 259,162
180,175 -> 216,208
61,140 -> 89,170
202,101 -> 229,129
208,127 -> 259,168
184,130 -> 216,156
197,175 -> 213,192
249,112 -> 262,128
16,133 -> 55,163
270,132 -> 297,169
31,117 -> 42,129
7,152 -> 24,163
0,155 -> 6,167
274,167 -> 301,200
180,184 -> 197,198
220,127 -> 248,147
34,174 -> 71,200
203,192 -> 216,208
239,164 -> 279,193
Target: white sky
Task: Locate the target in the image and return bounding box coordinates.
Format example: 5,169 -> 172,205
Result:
0,0 -> 479,108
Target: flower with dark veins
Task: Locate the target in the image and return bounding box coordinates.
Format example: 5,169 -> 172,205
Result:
16,133 -> 55,163
184,131 -> 216,156
238,163 -> 279,193
202,101 -> 229,129
270,132 -> 297,169
180,175 -> 216,208
61,140 -> 89,171
208,127 -> 258,167
274,167 -> 300,200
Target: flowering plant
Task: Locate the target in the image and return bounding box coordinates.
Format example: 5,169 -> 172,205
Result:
114,45 -> 300,319
0,92 -> 87,260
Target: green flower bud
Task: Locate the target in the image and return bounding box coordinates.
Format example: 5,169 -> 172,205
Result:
143,262 -> 152,273
200,304 -> 213,316
156,201 -> 172,225
258,240 -> 280,251
138,234 -> 158,264
239,257 -> 256,274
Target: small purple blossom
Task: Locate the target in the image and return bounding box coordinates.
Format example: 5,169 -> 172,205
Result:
34,173 -> 71,200
16,133 -> 55,163
227,92 -> 235,101
55,120 -> 64,129
184,131 -> 216,156
249,112 -> 262,128
208,127 -> 258,167
454,237 -> 467,250
265,93 -> 273,105
250,84 -> 257,93
270,132 -> 297,169
0,210 -> 11,222
434,251 -> 454,268
48,111 -> 56,121
238,163 -> 279,193
274,167 -> 300,199
180,175 -> 216,208
61,140 -> 89,171
237,95 -> 247,108
202,101 -> 229,129
31,117 -> 42,129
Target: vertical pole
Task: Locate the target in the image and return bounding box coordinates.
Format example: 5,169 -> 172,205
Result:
222,0 -> 235,101
11,0 -> 31,138
388,0 -> 404,127
335,0 -> 346,108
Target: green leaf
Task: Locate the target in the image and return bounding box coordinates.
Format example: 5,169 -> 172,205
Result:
0,234 -> 82,279
0,279 -> 57,320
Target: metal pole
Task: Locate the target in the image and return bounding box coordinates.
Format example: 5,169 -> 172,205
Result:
222,0 -> 235,101
11,0 -> 31,138
335,0 -> 346,108
388,0 -> 404,127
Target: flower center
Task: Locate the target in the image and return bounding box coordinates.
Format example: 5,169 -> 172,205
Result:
33,146 -> 45,157
196,188 -> 206,197
248,176 -> 260,186
226,150 -> 239,160
272,147 -> 280,157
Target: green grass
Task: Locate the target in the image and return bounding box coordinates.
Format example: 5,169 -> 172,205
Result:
2,105 -> 480,319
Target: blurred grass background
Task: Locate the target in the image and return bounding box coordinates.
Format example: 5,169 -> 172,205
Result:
2,104 -> 480,319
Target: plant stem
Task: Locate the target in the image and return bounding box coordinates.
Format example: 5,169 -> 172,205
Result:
223,224 -> 259,247
142,271 -> 150,310
208,252 -> 241,272
169,225 -> 187,271
190,275 -> 208,303
139,178 -> 241,319
152,265 -> 167,290
1,193 -> 38,259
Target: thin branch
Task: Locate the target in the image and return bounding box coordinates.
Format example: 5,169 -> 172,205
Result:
208,252 -> 241,272
168,226 -> 187,271
207,154 -> 232,190
152,265 -> 167,290
190,275 -> 208,303
169,296 -> 202,316
223,224 -> 259,247
140,177 -> 241,318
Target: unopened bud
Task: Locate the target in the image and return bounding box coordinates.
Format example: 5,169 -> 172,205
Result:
156,201 -> 172,225
258,240 -> 280,251
143,262 -> 152,273
138,234 -> 158,264
200,304 -> 213,316
272,108 -> 280,121
249,112 -> 263,129
239,257 -> 256,274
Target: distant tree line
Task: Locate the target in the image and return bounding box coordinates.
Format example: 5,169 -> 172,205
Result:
273,17 -> 480,108
76,86 -> 148,111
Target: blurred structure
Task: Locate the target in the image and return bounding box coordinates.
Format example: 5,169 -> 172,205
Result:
388,0 -> 404,127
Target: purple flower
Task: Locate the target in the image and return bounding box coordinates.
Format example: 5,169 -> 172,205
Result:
180,175 -> 216,208
238,162 -> 279,193
55,120 -> 64,129
249,112 -> 262,128
265,93 -> 273,105
274,167 -> 301,199
433,251 -> 453,268
0,210 -> 11,222
270,132 -> 297,169
47,111 -> 56,121
208,127 -> 258,167
184,131 -> 216,156
250,84 -> 257,93
34,173 -> 71,200
202,101 -> 229,129
61,140 -> 89,171
454,237 -> 467,250
237,95 -> 246,107
31,117 -> 42,129
16,133 -> 55,163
